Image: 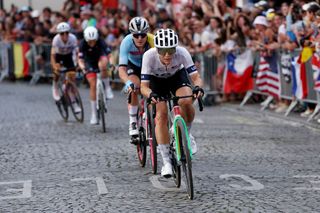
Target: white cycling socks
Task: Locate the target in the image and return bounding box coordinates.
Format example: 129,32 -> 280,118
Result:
90,100 -> 97,116
129,105 -> 138,124
158,144 -> 171,165
102,78 -> 110,92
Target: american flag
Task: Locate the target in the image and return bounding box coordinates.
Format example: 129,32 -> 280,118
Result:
256,54 -> 280,98
311,54 -> 320,92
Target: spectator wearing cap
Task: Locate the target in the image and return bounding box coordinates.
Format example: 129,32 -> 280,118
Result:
80,9 -> 96,30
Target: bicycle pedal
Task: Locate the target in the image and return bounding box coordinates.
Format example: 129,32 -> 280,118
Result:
130,136 -> 139,145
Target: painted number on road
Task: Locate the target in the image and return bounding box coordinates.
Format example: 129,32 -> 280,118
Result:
71,177 -> 108,195
220,174 -> 264,190
0,180 -> 32,200
293,175 -> 320,190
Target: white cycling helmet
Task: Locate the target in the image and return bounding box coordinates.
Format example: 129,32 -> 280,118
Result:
154,29 -> 178,48
56,22 -> 70,33
129,17 -> 149,34
84,26 -> 98,42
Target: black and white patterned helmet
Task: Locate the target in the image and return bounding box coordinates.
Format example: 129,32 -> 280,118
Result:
154,29 -> 178,48
129,17 -> 149,34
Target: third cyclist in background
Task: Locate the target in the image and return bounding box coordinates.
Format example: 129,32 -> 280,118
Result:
78,26 -> 113,124
118,17 -> 154,144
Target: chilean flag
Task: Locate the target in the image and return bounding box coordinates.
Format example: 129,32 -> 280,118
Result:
291,54 -> 308,99
223,49 -> 254,94
311,53 -> 320,92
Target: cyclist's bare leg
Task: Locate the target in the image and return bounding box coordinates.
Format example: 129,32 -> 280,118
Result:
155,101 -> 172,176
176,86 -> 195,126
128,74 -> 140,137
52,68 -> 60,101
65,71 -> 77,102
155,101 -> 170,145
99,58 -> 113,99
87,74 -> 98,123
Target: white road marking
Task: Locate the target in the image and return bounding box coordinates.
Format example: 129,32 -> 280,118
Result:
71,177 -> 108,195
149,175 -> 185,191
220,174 -> 264,190
293,175 -> 320,190
0,180 -> 32,200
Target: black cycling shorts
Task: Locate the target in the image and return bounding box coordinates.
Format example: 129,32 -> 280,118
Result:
149,68 -> 192,98
55,53 -> 75,69
127,60 -> 141,79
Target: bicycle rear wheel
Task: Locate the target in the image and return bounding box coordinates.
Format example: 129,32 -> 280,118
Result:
55,85 -> 68,122
98,92 -> 106,133
176,119 -> 194,200
147,105 -> 157,174
67,82 -> 84,122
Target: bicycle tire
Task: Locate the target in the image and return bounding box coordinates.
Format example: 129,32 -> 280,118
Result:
56,85 -> 68,122
176,119 -> 194,200
99,92 -> 106,133
147,105 -> 157,174
171,143 -> 181,188
136,108 -> 147,167
67,82 -> 84,122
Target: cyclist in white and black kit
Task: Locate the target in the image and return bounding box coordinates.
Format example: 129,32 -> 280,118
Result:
141,29 -> 204,178
51,22 -> 81,113
78,26 -> 112,125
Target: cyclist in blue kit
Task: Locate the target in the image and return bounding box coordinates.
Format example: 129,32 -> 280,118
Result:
118,17 -> 154,144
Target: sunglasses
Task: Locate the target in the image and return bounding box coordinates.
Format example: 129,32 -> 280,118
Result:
133,33 -> 147,39
157,47 -> 176,56
60,32 -> 69,36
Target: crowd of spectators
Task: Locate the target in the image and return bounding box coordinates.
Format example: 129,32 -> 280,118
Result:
1,0 -> 320,122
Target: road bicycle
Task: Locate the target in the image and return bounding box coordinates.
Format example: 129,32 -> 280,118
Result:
127,92 -> 158,173
155,94 -> 203,200
55,67 -> 84,122
87,68 -> 108,133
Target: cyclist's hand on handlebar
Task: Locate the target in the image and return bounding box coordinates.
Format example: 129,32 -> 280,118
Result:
192,86 -> 204,99
148,92 -> 160,104
53,63 -> 61,74
124,80 -> 135,94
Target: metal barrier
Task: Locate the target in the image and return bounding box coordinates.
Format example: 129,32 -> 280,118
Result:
240,48 -> 320,122
0,42 -> 11,81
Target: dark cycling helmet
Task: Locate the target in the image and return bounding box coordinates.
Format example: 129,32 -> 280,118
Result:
129,17 -> 149,34
154,28 -> 178,48
56,22 -> 70,33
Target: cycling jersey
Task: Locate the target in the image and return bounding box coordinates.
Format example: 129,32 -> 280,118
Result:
119,33 -> 154,68
52,33 -> 78,55
141,46 -> 197,82
78,38 -> 111,69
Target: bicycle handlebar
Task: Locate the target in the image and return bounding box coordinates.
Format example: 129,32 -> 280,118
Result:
59,67 -> 77,73
147,95 -> 204,112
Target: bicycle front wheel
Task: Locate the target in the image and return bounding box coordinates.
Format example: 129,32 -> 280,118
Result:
56,85 -> 68,122
67,82 -> 84,122
98,92 -> 106,133
147,105 -> 157,174
176,119 -> 194,200
136,108 -> 147,167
